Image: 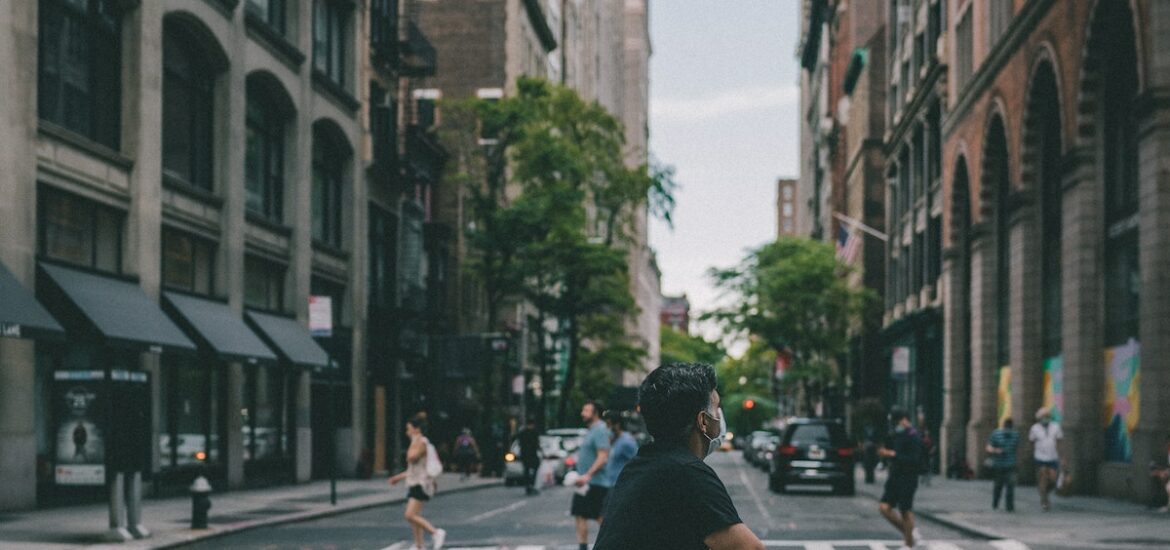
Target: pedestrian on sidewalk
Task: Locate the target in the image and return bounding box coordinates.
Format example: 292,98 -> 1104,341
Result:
603,410 -> 637,485
862,425 -> 879,484
389,414 -> 447,550
594,362 -> 765,550
878,409 -> 925,550
516,418 -> 542,495
570,400 -> 612,550
453,428 -> 480,481
986,418 -> 1020,512
1029,407 -> 1064,511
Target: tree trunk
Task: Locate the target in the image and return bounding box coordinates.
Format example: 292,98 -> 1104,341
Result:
557,318 -> 579,426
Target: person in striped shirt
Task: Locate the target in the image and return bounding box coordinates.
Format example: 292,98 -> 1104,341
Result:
986,418 -> 1020,512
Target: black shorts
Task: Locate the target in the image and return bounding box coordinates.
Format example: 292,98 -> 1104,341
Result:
880,474 -> 918,512
408,484 -> 431,502
570,485 -> 609,519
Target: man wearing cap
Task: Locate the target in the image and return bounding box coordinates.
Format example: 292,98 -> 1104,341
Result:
1029,407 -> 1065,511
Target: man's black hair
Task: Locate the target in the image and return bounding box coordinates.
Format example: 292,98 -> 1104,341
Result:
603,410 -> 627,432
889,409 -> 910,424
1003,418 -> 1014,428
583,400 -> 604,418
638,362 -> 717,443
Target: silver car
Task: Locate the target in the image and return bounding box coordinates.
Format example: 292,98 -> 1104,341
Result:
504,432 -> 579,486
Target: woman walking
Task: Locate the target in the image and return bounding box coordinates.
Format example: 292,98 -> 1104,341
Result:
389,414 -> 447,549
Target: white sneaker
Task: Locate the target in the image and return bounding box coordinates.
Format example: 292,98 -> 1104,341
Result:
432,528 -> 447,549
912,528 -> 924,546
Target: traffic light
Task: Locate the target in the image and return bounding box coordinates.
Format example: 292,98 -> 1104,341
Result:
743,399 -> 755,410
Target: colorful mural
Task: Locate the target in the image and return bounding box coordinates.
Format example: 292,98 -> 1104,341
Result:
1042,356 -> 1063,423
1103,339 -> 1141,463
997,366 -> 1012,427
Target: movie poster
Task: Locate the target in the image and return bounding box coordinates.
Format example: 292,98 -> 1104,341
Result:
1103,339 -> 1140,463
54,371 -> 106,485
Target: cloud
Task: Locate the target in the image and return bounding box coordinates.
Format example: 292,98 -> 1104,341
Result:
651,85 -> 799,124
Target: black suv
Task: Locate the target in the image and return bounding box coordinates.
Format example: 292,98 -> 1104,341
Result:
768,418 -> 855,495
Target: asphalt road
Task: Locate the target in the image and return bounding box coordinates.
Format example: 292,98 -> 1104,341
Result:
176,452 -> 1024,550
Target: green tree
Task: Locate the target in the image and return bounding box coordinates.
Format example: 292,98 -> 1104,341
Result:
442,77 -> 675,426
716,341 -> 777,436
704,237 -> 875,414
659,327 -> 725,367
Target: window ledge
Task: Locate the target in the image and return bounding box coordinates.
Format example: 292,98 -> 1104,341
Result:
162,173 -> 224,208
312,240 -> 350,260
38,122 -> 134,171
311,70 -> 360,113
244,11 -> 305,70
245,211 -> 293,237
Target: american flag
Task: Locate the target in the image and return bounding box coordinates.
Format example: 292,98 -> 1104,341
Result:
836,224 -> 862,265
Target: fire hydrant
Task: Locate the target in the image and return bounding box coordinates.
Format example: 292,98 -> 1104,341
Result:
190,476 -> 212,529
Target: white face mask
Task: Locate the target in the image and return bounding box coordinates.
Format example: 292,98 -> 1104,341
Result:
700,407 -> 726,459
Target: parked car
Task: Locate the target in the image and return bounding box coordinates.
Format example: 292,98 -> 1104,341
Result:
744,430 -> 775,467
505,428 -> 588,486
756,434 -> 780,470
769,418 -> 855,495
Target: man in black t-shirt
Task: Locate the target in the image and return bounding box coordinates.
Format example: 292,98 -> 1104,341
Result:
878,410 -> 924,550
516,419 -> 542,495
594,363 -> 765,550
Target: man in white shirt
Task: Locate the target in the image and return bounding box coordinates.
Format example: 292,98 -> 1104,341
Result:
1029,407 -> 1064,511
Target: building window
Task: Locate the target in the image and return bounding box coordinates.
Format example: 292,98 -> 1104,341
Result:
1102,10 -> 1140,348
162,23 -> 217,191
988,120 -> 1011,368
246,0 -> 285,35
245,83 -> 287,222
954,8 -> 973,94
244,256 -> 285,311
39,187 -> 122,274
368,205 -> 398,312
162,229 -> 215,295
987,0 -> 1012,50
159,355 -> 222,470
313,0 -> 348,86
241,365 -> 293,462
311,133 -> 346,248
38,0 -> 122,149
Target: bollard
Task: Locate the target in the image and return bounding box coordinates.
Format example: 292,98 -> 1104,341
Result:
190,476 -> 212,529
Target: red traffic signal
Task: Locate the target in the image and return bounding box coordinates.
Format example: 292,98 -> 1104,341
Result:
743,399 -> 755,410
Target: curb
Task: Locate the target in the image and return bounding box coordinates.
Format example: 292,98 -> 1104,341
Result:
136,479 -> 504,550
853,483 -> 1004,541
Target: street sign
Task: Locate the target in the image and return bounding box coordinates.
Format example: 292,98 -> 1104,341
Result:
892,346 -> 911,378
309,296 -> 333,337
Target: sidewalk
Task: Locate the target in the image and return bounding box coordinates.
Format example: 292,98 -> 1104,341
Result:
0,473 -> 501,550
855,469 -> 1169,549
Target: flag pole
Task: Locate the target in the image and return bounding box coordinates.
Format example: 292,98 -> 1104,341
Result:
833,212 -> 888,242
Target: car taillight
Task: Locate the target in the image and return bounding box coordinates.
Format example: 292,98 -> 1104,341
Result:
566,456 -> 577,467
837,447 -> 854,458
779,445 -> 797,456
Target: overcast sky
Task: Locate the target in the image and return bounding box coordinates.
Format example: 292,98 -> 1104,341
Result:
647,0 -> 801,350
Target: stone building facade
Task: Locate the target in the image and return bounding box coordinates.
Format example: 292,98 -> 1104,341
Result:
941,0 -> 1170,501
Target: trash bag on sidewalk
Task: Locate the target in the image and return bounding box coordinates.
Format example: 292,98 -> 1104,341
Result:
536,461 -> 556,488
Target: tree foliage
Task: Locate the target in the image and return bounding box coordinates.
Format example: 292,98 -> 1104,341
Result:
442,77 -> 676,425
659,327 -> 725,367
704,237 -> 876,411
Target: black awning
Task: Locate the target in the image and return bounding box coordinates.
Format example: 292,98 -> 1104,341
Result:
163,292 -> 278,365
0,260 -> 64,340
245,310 -> 330,369
38,263 -> 195,353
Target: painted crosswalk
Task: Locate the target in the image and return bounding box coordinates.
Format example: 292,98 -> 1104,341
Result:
382,540 -> 1031,550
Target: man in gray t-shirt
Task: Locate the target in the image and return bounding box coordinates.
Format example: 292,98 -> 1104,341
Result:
571,401 -> 611,550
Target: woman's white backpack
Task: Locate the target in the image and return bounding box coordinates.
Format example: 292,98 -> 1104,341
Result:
425,440 -> 443,478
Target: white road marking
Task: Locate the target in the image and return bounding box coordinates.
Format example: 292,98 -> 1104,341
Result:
990,541 -> 1032,550
378,542 -> 410,550
737,462 -> 773,529
465,498 -> 530,523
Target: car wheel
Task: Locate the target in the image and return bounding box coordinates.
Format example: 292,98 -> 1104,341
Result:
770,476 -> 785,493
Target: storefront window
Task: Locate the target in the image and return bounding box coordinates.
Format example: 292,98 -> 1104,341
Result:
39,187 -> 123,274
242,365 -> 292,462
159,356 -> 222,470
162,229 -> 215,295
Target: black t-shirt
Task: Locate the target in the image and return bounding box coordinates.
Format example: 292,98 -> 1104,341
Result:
594,442 -> 743,550
889,428 -> 923,477
517,428 -> 540,463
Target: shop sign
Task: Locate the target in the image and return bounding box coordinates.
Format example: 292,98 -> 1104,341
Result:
309,296 -> 333,338
1,322 -> 21,338
891,346 -> 911,379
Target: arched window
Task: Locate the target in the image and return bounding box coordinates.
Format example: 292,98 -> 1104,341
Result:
1099,3 -> 1140,349
312,126 -> 348,248
162,21 -> 219,190
985,116 -> 1011,369
245,77 -> 290,222
38,0 -> 122,148
1032,65 -> 1062,360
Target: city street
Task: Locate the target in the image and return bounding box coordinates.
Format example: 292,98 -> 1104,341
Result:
176,453 -> 1020,550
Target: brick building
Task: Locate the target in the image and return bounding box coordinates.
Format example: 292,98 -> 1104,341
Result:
941,0 -> 1170,502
